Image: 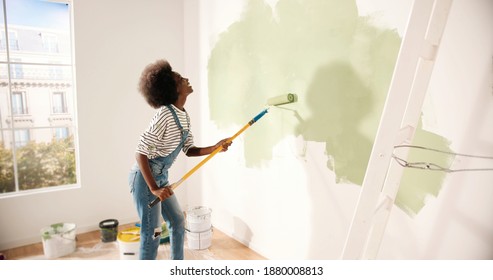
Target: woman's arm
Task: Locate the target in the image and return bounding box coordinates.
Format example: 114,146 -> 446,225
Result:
186,138 -> 232,157
135,152 -> 173,201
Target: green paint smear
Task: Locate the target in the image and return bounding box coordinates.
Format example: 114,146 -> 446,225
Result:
208,0 -> 453,215
396,120 -> 454,216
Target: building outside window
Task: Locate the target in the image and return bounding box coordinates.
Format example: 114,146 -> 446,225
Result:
0,0 -> 78,195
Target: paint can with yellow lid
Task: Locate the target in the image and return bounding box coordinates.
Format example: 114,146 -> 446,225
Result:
117,227 -> 140,260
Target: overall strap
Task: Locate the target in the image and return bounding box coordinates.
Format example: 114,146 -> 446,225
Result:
166,104 -> 184,131
165,105 -> 189,147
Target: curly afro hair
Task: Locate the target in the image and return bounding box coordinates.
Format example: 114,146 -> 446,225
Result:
138,59 -> 178,108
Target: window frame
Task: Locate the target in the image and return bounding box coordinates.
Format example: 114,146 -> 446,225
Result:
0,0 -> 79,197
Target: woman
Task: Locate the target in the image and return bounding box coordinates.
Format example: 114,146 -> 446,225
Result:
128,59 -> 231,260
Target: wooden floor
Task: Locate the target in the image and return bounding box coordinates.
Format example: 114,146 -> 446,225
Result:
0,223 -> 266,260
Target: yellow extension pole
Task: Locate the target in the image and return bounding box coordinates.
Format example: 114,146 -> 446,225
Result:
148,108 -> 270,208
172,122 -> 250,188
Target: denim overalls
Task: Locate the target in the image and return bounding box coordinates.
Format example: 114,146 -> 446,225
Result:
128,105 -> 188,260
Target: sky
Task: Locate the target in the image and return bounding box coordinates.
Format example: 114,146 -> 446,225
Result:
3,0 -> 69,30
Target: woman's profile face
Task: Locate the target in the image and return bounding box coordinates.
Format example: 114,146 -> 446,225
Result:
174,72 -> 193,96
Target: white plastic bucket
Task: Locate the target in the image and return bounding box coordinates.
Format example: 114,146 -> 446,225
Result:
185,206 -> 212,232
117,227 -> 140,260
40,223 -> 76,259
186,227 -> 213,250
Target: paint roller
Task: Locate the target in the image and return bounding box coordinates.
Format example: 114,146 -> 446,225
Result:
148,93 -> 298,208
266,93 -> 298,106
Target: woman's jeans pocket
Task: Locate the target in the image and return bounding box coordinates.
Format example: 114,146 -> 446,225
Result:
128,170 -> 137,193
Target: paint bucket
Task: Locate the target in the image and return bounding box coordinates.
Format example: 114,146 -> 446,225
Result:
40,223 -> 77,259
117,227 -> 140,260
186,227 -> 213,250
185,206 -> 212,250
99,219 -> 119,242
185,206 -> 212,232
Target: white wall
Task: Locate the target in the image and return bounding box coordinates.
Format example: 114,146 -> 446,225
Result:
0,0 -> 187,250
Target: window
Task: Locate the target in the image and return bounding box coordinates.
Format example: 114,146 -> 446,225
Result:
0,0 -> 78,195
52,91 -> 67,114
11,91 -> 27,115
42,33 -> 59,53
0,30 -> 17,50
9,61 -> 22,79
54,127 -> 69,140
14,129 -> 29,147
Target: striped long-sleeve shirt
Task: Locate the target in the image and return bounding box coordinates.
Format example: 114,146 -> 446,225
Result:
136,104 -> 195,159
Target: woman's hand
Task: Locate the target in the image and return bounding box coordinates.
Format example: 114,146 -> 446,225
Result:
215,138 -> 232,152
186,138 -> 233,156
150,186 -> 174,202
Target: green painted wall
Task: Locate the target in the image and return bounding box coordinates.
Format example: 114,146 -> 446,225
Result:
207,0 -> 453,216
